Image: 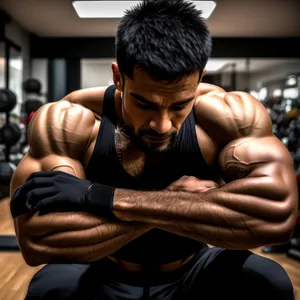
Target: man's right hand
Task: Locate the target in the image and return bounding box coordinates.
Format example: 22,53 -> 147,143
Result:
11,171 -> 91,218
11,171 -> 117,220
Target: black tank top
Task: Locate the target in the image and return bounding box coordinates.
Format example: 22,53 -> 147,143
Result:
85,85 -> 216,264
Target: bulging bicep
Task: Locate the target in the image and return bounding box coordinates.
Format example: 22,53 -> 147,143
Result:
10,100 -> 94,245
218,135 -> 295,187
11,153 -> 86,197
11,100 -> 93,195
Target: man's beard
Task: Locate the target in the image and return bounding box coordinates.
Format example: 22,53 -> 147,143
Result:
117,123 -> 177,154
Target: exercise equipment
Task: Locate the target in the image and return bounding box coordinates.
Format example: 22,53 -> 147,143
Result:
0,123 -> 22,147
24,99 -> 43,116
0,163 -> 17,253
0,162 -> 15,184
0,236 -> 19,251
22,78 -> 42,95
261,242 -> 291,254
0,87 -> 20,252
0,162 -> 16,199
0,89 -> 17,113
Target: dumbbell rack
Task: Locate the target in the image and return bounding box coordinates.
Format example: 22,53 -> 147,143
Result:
0,89 -> 18,199
3,111 -> 10,162
0,89 -> 18,163
0,89 -> 20,251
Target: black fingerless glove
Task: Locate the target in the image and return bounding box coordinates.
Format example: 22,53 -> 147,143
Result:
10,171 -> 116,219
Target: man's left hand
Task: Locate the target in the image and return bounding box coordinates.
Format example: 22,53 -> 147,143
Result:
166,176 -> 219,193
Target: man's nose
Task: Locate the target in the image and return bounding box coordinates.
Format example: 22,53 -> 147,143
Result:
149,110 -> 172,134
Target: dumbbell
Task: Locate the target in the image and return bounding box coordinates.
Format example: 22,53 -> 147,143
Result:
0,124 -> 22,147
0,89 -> 17,113
0,162 -> 16,199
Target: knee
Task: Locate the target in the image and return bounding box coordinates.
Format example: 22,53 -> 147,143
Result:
25,264 -> 90,299
243,254 -> 294,298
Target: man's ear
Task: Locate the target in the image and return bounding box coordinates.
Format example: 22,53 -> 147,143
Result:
112,62 -> 123,91
200,69 -> 206,81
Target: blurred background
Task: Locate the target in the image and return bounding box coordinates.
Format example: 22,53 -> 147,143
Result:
0,0 -> 300,299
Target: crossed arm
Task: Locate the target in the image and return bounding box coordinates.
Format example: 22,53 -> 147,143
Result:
11,101 -> 151,266
11,154 -> 152,266
11,99 -> 298,266
112,135 -> 298,249
13,134 -> 297,266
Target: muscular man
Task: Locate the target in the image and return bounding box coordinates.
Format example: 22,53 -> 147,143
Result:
10,0 -> 297,299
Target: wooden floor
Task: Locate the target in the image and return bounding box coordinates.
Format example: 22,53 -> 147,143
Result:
0,198 -> 300,300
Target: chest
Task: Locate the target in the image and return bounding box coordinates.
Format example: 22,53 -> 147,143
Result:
84,118 -> 220,190
115,124 -> 218,179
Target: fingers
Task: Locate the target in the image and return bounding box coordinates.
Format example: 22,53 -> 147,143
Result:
28,171 -> 58,180
166,184 -> 182,191
35,195 -> 59,210
201,180 -> 219,189
22,177 -> 53,190
166,177 -> 219,192
29,171 -> 77,179
27,187 -> 56,207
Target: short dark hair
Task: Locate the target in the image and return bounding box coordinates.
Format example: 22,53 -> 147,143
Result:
116,0 -> 212,82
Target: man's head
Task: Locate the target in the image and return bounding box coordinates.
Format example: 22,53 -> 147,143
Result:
113,0 -> 212,153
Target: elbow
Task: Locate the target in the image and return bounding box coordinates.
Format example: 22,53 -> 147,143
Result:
262,207 -> 297,246
279,194 -> 299,243
21,248 -> 48,267
17,237 -> 49,267
272,226 -> 295,246
275,192 -> 298,244
279,211 -> 298,244
21,247 -> 49,267
24,256 -> 45,267
258,194 -> 298,246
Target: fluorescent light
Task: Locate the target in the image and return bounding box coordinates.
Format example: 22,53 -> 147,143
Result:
72,1 -> 216,19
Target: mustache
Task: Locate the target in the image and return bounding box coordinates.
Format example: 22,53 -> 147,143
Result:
140,130 -> 176,138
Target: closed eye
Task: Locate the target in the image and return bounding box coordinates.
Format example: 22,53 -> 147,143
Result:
135,101 -> 154,110
170,105 -> 188,111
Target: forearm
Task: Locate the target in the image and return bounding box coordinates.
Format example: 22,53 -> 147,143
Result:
16,211 -> 151,266
113,177 -> 295,249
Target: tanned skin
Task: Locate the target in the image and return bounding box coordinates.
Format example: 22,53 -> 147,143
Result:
11,101 -> 151,266
11,65 -> 298,267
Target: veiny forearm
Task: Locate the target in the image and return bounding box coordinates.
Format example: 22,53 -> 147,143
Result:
113,176 -> 295,249
16,211 -> 150,266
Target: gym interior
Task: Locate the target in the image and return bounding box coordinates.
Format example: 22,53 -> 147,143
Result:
0,0 -> 300,299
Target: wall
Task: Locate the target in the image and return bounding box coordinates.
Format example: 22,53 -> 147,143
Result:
250,61 -> 300,91
80,59 -> 300,96
31,59 -> 48,101
0,59 -> 4,88
81,59 -> 114,89
5,19 -> 30,83
219,61 -> 300,92
5,19 -> 30,115
0,43 -> 5,88
220,72 -> 249,91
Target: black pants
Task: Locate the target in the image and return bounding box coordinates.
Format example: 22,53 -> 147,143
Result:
25,247 -> 294,300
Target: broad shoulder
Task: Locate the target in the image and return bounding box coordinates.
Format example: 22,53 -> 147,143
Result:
64,86 -> 109,117
194,88 -> 273,145
28,100 -> 98,160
